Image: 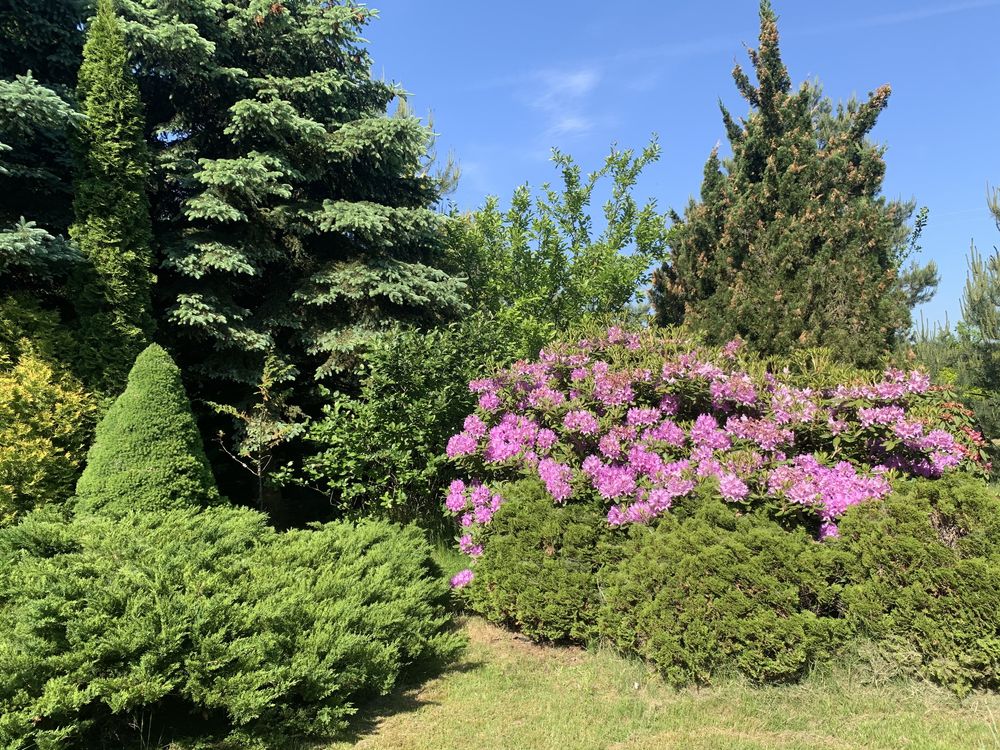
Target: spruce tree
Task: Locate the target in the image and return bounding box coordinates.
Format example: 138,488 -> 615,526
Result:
117,1 -> 465,407
651,1 -> 929,367
70,0 -> 154,393
75,344 -> 220,516
0,2 -> 87,367
0,0 -> 86,267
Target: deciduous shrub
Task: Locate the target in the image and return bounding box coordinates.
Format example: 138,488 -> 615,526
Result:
0,351 -> 95,524
460,478 -> 622,642
599,490 -> 843,686
445,326 -> 984,570
294,314 -> 535,525
837,472 -> 1000,693
74,343 -> 220,515
0,506 -> 462,749
443,326 -> 993,688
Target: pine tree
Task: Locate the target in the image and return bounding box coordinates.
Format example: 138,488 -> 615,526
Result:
75,344 -> 220,516
70,0 -> 154,393
651,1 -> 930,367
117,1 -> 465,407
962,189 -> 1000,347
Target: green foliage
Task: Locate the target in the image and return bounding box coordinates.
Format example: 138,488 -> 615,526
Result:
295,313 -> 531,524
0,294 -> 81,368
837,473 -> 1000,694
462,479 -> 622,643
599,492 -> 842,686
0,506 -> 462,749
905,191 -> 1000,472
75,344 -> 220,516
0,74 -> 82,290
961,189 -> 1000,347
0,0 -> 84,270
455,141 -> 668,341
0,0 -> 86,87
0,352 -> 96,525
114,0 -> 465,406
652,1 -> 930,367
211,353 -> 308,511
70,0 -> 155,394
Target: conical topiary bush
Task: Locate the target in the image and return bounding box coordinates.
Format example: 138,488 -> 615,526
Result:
75,344 -> 220,515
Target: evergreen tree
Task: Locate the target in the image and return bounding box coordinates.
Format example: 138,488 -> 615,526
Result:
961,189 -> 1000,347
0,0 -> 86,268
0,2 -> 87,367
118,0 -> 465,407
0,0 -> 86,88
651,1 -> 931,367
75,344 -> 220,516
0,77 -> 81,294
70,0 -> 155,393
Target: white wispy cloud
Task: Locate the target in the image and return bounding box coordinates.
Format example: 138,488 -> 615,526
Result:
524,67 -> 601,138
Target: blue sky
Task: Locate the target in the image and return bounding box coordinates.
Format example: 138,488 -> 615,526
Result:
366,0 -> 1000,328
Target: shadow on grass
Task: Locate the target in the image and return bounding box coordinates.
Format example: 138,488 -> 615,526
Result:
292,656 -> 485,749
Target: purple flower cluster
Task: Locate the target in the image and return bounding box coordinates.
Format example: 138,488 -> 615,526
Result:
451,569 -> 475,588
446,479 -> 506,527
445,328 -> 984,568
768,457 -> 892,538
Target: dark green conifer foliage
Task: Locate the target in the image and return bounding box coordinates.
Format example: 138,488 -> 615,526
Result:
118,0 -> 465,405
71,0 -> 155,393
75,344 -> 220,515
0,0 -> 86,251
0,2 -> 87,362
0,0 -> 86,88
651,1 -> 926,367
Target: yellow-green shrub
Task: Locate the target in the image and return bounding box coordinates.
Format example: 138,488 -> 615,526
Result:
0,351 -> 95,524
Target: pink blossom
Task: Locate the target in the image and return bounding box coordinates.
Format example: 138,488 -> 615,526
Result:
478,392 -> 501,411
450,569 -> 475,588
458,534 -> 483,558
719,472 -> 749,502
446,432 -> 478,458
445,480 -> 467,512
538,458 -> 573,502
563,409 -> 600,435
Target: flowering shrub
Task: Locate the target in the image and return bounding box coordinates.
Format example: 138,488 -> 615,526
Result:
445,327 -> 987,581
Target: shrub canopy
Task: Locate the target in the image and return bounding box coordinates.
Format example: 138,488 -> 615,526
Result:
0,351 -> 95,524
75,343 -> 220,515
445,326 -> 985,564
837,472 -> 1000,693
0,506 -> 461,748
600,490 -> 843,686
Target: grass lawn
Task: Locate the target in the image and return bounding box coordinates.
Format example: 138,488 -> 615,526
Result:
321,617 -> 1000,750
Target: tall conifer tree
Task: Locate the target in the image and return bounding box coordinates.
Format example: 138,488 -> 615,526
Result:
651,1 -> 930,367
71,0 -> 155,393
118,0 -> 465,408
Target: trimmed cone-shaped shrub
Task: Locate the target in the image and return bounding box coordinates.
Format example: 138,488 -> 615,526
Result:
0,506 -> 462,748
75,344 -> 219,514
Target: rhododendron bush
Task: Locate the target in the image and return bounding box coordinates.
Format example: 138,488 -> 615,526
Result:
445,327 -> 988,583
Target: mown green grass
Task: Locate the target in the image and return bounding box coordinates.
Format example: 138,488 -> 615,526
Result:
319,617 -> 1000,750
